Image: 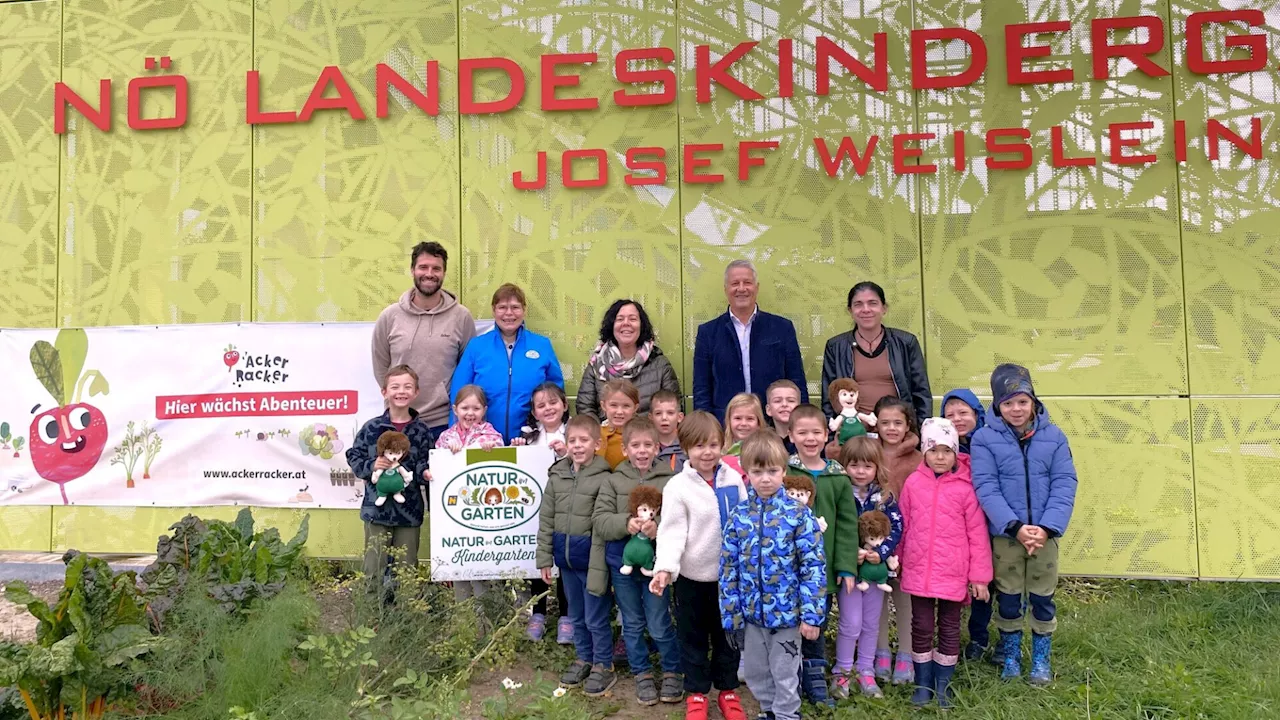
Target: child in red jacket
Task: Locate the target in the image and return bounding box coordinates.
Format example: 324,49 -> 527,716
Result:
898,418 -> 993,710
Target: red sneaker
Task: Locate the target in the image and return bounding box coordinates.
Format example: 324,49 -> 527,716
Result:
716,691 -> 746,720
684,693 -> 708,720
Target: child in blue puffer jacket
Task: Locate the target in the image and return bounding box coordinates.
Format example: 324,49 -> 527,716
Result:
970,364 -> 1077,686
720,430 -> 826,720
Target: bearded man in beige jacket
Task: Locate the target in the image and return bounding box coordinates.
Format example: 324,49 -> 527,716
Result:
371,242 -> 477,437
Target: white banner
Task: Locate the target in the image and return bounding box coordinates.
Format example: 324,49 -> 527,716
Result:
0,323 -> 387,508
428,446 -> 553,581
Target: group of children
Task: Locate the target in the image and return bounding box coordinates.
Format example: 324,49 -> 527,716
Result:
348,361 -> 1078,719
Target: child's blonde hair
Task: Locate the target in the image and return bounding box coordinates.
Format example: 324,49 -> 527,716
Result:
452,384 -> 488,408
565,413 -> 602,441
722,392 -> 766,446
839,436 -> 890,495
740,430 -> 788,471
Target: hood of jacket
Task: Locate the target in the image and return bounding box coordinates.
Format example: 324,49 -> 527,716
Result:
941,389 -> 986,429
398,287 -> 460,316
786,455 -> 845,477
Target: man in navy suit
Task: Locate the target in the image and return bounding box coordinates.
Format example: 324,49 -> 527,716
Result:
692,259 -> 809,422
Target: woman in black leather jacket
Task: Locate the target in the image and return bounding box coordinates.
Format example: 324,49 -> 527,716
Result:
820,282 -> 932,423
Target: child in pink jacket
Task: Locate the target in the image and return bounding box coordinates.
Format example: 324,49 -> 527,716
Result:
898,418 -> 993,710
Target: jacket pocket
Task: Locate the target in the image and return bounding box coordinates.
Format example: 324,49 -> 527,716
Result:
566,534 -> 592,569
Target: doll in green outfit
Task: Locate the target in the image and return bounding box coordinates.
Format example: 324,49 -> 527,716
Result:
827,378 -> 878,445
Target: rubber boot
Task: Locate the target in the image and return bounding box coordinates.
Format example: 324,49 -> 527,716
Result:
1029,633 -> 1052,686
909,660 -> 935,707
801,658 -> 835,708
933,662 -> 956,710
999,630 -> 1023,680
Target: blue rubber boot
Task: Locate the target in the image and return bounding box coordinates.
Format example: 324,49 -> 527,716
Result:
1029,633 -> 1052,686
909,661 -> 935,706
999,631 -> 1023,681
801,658 -> 835,708
934,662 -> 956,710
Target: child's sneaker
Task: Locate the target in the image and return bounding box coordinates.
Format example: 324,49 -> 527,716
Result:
963,640 -> 986,661
873,649 -> 892,681
559,659 -> 591,687
716,691 -> 747,720
892,652 -> 914,685
556,617 -> 574,645
634,673 -> 658,706
830,668 -> 851,700
660,672 -> 684,703
684,693 -> 708,720
526,613 -> 546,642
857,671 -> 884,698
583,664 -> 617,697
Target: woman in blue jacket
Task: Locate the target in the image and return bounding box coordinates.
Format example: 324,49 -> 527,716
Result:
450,283 -> 564,443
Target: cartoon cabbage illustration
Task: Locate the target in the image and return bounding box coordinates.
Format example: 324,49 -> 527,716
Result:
299,423 -> 344,460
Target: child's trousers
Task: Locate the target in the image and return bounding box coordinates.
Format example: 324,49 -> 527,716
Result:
673,577 -> 740,694
452,580 -> 490,602
992,536 -> 1059,634
909,595 -> 962,663
833,584 -> 884,674
876,577 -> 914,653
560,567 -> 614,665
362,522 -> 419,592
743,624 -> 803,720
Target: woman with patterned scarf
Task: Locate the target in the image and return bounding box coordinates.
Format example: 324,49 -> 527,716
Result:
576,299 -> 682,416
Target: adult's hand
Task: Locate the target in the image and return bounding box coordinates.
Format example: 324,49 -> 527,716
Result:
373,457 -> 392,471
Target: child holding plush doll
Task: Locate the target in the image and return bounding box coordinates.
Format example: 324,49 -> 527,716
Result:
971,364 -> 1077,686
898,418 -> 993,709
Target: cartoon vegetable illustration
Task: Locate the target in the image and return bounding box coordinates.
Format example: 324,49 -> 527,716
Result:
142,424 -> 162,479
298,423 -> 343,460
27,328 -> 110,503
12,437 -> 25,458
0,423 -> 24,458
223,344 -> 240,371
111,421 -> 145,488
0,422 -> 9,448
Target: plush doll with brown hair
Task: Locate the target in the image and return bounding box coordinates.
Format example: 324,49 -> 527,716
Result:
373,431 -> 413,507
856,510 -> 895,591
620,485 -> 663,576
828,378 -> 878,444
784,474 -> 827,533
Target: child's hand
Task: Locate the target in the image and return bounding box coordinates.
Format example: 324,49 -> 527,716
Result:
864,552 -> 881,565
549,439 -> 566,457
1016,525 -> 1043,554
858,548 -> 868,562
540,567 -> 553,584
887,556 -> 899,571
446,439 -> 463,453
511,438 -> 526,447
800,622 -> 820,641
649,571 -> 671,596
480,438 -> 497,450
641,520 -> 658,539
373,457 -> 392,471
842,576 -> 856,594
627,517 -> 644,534
970,583 -> 990,602
422,469 -> 432,482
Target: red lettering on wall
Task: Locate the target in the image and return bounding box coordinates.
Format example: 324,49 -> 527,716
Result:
817,35 -> 888,93
1108,121 -> 1156,165
624,147 -> 667,186
778,39 -> 795,98
1005,21 -> 1073,85
562,149 -> 608,187
541,53 -> 599,111
1051,126 -> 1095,167
813,136 -> 879,177
613,48 -> 676,107
1174,119 -> 1187,163
376,62 -> 439,118
245,71 -> 296,125
952,130 -> 966,171
985,128 -> 1033,170
738,141 -> 779,180
1187,11 -> 1268,75
1091,16 -> 1169,80
127,59 -> 188,131
893,132 -> 936,174
695,42 -> 764,102
911,28 -> 987,89
55,80 -> 111,133
459,57 -> 526,114
513,152 -> 547,190
684,143 -> 725,182
298,66 -> 365,122
1207,117 -> 1263,160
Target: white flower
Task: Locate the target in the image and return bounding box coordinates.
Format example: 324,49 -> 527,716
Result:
552,687 -> 567,698
502,677 -> 523,691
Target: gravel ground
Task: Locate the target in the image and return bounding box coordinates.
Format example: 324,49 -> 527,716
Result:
0,581 -> 60,643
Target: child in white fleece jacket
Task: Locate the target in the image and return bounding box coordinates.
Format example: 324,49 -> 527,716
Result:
649,411 -> 748,716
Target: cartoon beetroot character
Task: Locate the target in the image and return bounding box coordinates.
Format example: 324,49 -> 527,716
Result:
27,329 -> 110,504
223,344 -> 239,371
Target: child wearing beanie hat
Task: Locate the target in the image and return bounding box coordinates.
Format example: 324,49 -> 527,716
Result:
970,363 -> 1078,687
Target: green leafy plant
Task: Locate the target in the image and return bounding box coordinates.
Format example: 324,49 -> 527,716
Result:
139,509 -> 310,630
298,627 -> 378,684
0,552 -> 161,720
